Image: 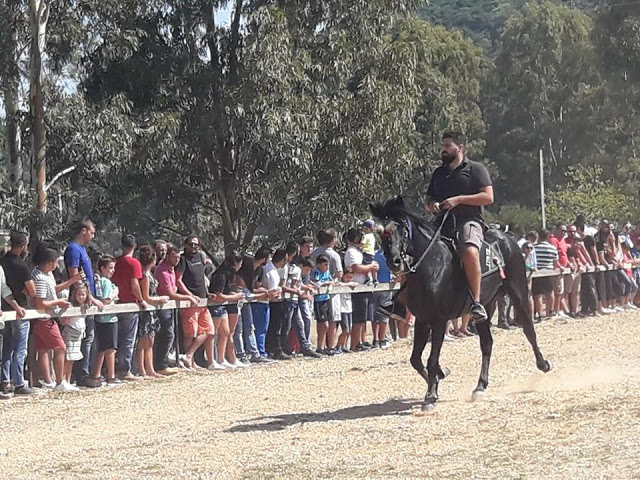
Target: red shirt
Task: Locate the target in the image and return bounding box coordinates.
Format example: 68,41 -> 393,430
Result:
112,255 -> 143,303
549,236 -> 569,268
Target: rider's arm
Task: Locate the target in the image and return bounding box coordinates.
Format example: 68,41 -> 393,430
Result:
454,186 -> 494,207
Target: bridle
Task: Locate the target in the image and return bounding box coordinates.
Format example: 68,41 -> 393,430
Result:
384,210 -> 451,275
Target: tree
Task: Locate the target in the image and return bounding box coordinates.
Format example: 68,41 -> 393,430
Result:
485,1 -> 599,208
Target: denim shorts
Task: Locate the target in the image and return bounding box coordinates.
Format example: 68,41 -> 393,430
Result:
209,306 -> 227,318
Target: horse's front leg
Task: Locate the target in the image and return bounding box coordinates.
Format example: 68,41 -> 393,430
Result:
423,320 -> 446,411
409,320 -> 430,385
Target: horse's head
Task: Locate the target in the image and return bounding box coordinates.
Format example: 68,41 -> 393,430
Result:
370,196 -> 414,274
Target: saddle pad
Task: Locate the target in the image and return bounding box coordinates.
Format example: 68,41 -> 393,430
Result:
480,240 -> 504,277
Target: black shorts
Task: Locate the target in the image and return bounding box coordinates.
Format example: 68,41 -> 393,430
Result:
362,253 -> 375,265
95,322 -> 118,351
531,277 -> 553,296
226,304 -> 239,315
314,300 -> 332,323
352,292 -> 373,324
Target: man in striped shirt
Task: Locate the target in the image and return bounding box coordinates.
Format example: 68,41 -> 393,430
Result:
532,229 -> 561,320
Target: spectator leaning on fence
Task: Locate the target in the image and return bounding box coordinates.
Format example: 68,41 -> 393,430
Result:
0,232 -> 36,397
31,243 -> 82,392
532,229 -> 560,320
176,235 -> 215,370
112,235 -> 149,380
154,244 -> 197,375
550,224 -> 570,317
64,218 -> 104,388
138,246 -> 170,378
92,256 -> 121,385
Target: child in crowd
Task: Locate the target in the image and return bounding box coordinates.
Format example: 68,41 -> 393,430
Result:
31,243 -> 82,392
337,269 -> 357,353
312,255 -> 335,355
93,256 -> 121,384
61,283 -> 90,386
138,246 -> 170,378
362,219 -> 378,286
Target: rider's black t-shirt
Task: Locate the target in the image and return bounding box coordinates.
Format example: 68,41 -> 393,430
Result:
427,158 -> 492,220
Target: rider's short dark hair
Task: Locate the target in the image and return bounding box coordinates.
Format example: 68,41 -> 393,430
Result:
442,131 -> 467,145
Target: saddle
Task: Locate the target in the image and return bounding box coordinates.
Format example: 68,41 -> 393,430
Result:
440,225 -> 505,278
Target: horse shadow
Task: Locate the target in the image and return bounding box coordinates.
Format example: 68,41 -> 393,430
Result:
225,398 -> 421,433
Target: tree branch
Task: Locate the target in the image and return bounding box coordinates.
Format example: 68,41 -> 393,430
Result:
43,165 -> 76,192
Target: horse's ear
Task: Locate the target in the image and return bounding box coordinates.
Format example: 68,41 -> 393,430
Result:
370,202 -> 383,219
388,195 -> 404,210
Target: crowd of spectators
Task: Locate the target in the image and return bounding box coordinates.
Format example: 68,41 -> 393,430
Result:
0,219 -> 410,399
495,215 -> 640,329
2,214 -> 638,399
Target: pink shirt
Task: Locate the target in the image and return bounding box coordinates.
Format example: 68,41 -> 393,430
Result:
155,261 -> 176,297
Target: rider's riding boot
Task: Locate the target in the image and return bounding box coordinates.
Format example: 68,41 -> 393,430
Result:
470,302 -> 489,324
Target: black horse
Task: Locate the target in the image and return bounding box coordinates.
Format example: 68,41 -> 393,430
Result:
370,196 -> 552,411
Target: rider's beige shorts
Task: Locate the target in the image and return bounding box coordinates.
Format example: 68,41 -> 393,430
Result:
457,220 -> 484,251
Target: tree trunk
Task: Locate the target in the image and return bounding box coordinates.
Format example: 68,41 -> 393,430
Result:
29,0 -> 49,212
2,3 -> 23,193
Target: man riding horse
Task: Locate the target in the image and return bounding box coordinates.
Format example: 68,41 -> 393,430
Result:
425,131 -> 493,324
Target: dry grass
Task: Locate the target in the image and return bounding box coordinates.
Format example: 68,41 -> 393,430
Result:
2,312 -> 640,479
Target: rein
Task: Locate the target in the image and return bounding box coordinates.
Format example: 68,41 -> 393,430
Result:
406,210 -> 450,274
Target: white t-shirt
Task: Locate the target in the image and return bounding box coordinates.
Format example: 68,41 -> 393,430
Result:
65,315 -> 86,332
344,246 -> 367,284
260,261 -> 281,303
285,264 -> 302,301
340,293 -> 352,314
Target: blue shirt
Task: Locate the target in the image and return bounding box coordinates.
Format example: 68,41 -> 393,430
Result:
312,268 -> 332,302
64,242 -> 95,295
375,250 -> 392,283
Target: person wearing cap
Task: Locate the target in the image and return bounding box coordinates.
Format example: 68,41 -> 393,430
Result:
361,219 -> 378,286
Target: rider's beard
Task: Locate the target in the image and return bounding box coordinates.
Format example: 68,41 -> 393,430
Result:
441,151 -> 458,166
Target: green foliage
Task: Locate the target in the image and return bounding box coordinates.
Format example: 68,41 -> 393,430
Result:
485,204 -> 541,230
546,165 -> 637,225
485,1 -> 599,208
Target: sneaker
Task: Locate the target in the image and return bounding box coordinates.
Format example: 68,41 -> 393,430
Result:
443,333 -> 455,342
471,302 -> 488,323
39,380 -> 56,389
0,392 -> 11,400
379,340 -> 390,350
354,343 -> 368,352
250,356 -> 274,364
302,348 -> 322,358
207,361 -> 226,371
323,348 -> 336,356
231,359 -> 250,368
497,321 -> 512,330
627,303 -> 639,310
362,341 -> 373,348
602,308 -> 614,314
54,381 -> 80,392
341,347 -> 354,354
14,385 -> 35,396
370,340 -> 380,349
107,377 -> 123,385
83,377 -> 103,389
237,355 -> 251,364
274,352 -> 293,361
221,360 -> 238,369
615,306 -> 625,313
331,347 -> 343,355
0,382 -> 14,394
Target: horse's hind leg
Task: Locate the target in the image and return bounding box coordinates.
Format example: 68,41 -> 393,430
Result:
473,297 -> 497,399
504,280 -> 553,373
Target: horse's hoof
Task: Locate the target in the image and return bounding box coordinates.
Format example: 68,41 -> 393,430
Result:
543,359 -> 553,373
421,403 -> 437,414
441,367 -> 451,379
471,390 -> 485,402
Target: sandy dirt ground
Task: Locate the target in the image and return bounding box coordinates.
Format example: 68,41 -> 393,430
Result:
1,312 -> 640,479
